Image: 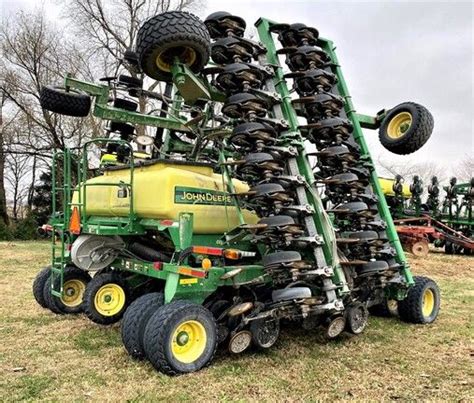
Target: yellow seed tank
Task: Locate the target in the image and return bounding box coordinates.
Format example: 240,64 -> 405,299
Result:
76,160 -> 257,234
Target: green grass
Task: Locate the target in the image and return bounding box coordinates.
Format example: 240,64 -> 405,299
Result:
0,241 -> 472,401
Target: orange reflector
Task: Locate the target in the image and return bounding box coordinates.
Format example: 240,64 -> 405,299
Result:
223,249 -> 241,260
177,267 -> 206,278
192,246 -> 223,256
202,258 -> 212,271
69,207 -> 81,235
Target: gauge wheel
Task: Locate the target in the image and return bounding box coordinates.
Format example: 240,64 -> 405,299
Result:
398,276 -> 440,324
379,102 -> 433,155
143,300 -> 217,375
40,86 -> 91,117
250,318 -> 280,349
83,272 -> 130,325
136,11 -> 211,82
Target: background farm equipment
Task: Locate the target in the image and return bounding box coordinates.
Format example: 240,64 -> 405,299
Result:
32,10 -> 441,375
383,175 -> 474,255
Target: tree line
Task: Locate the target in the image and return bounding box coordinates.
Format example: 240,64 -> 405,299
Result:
0,0 -> 200,240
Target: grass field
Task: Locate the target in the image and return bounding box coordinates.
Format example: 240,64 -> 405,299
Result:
0,241 -> 472,401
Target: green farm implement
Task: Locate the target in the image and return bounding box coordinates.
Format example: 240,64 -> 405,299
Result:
33,11 -> 441,375
385,175 -> 474,255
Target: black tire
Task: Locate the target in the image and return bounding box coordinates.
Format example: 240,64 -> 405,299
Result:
398,276 -> 440,324
121,292 -> 164,360
45,266 -> 92,314
118,75 -> 143,88
43,277 -> 63,314
40,86 -> 91,117
33,266 -> 51,308
109,121 -> 135,136
113,98 -> 138,111
445,241 -> 454,254
136,11 -> 211,82
123,49 -> 139,66
83,272 -> 130,325
143,300 -> 217,375
379,102 -> 433,155
250,318 -> 280,349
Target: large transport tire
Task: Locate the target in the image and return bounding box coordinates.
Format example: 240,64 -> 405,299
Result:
143,300 -> 217,375
33,266 -> 51,308
398,276 -> 440,324
40,86 -> 91,117
379,102 -> 433,155
83,272 -> 130,325
43,266 -> 92,314
121,292 -> 164,360
136,11 -> 211,82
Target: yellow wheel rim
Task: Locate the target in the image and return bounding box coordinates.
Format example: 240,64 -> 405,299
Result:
156,46 -> 197,72
171,320 -> 207,364
422,289 -> 435,317
94,284 -> 126,316
61,279 -> 86,308
387,112 -> 412,139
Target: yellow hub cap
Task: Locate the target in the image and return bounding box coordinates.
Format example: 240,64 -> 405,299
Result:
171,320 -> 207,364
156,46 -> 197,72
387,112 -> 412,139
94,284 -> 126,316
422,289 -> 435,317
61,279 -> 86,307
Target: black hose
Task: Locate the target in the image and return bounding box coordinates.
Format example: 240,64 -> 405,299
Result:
127,241 -> 171,262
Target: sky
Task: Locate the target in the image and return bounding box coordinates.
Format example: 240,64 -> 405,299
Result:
2,0 -> 473,177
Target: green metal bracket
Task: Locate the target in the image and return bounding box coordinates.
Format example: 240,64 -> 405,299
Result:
318,37 -> 413,285
256,18 -> 348,293
164,212 -> 194,303
171,62 -> 212,103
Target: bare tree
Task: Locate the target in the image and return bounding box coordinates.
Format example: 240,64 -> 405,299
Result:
0,11 -> 98,155
456,155 -> 473,182
5,151 -> 30,220
377,157 -> 448,196
0,91 -> 10,225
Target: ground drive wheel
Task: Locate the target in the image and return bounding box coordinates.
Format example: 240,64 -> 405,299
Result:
42,266 -> 91,314
379,102 -> 433,155
121,292 -> 164,360
398,276 -> 440,324
136,11 -> 211,81
143,300 -> 217,375
40,86 -> 91,117
33,266 -> 51,308
46,266 -> 91,314
83,272 -> 130,325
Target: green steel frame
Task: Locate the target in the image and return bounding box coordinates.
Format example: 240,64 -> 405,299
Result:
255,18 -> 412,292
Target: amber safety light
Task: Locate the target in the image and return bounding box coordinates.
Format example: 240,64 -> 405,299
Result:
223,249 -> 241,260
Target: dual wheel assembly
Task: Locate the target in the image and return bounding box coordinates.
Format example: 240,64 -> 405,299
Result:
120,292 -> 280,375
33,266 -> 131,324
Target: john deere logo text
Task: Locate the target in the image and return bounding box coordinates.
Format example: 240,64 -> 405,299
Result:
174,186 -> 232,205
